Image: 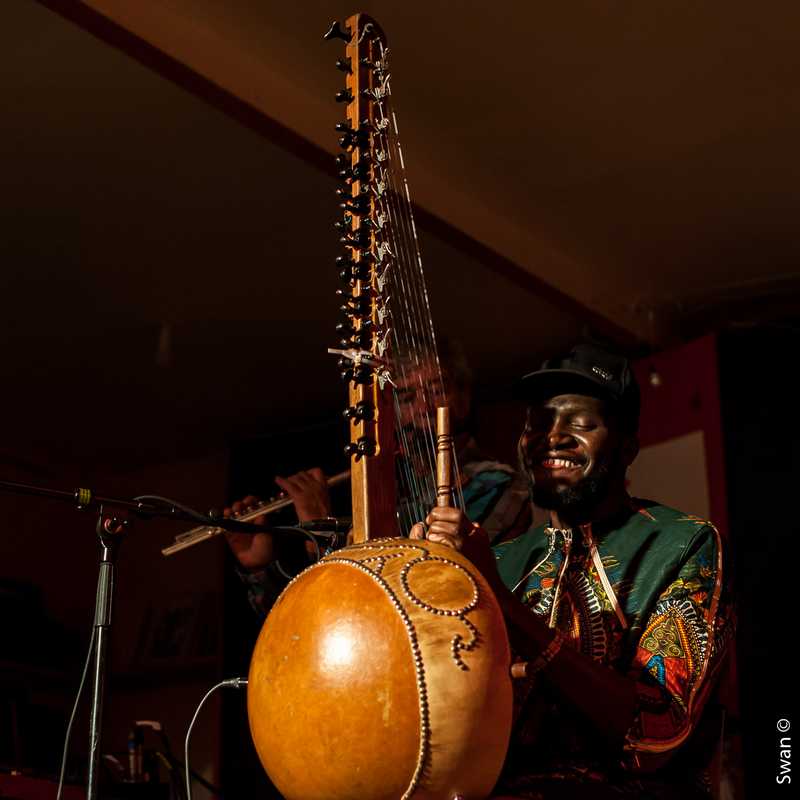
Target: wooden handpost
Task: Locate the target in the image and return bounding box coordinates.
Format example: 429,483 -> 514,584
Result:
436,406 -> 454,508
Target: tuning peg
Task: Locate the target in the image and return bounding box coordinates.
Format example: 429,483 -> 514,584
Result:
358,437 -> 377,456
343,221 -> 370,238
339,262 -> 370,282
343,401 -> 374,422
337,184 -> 369,200
337,166 -> 361,182
340,328 -> 371,349
340,228 -> 371,248
336,286 -> 371,301
356,250 -> 376,264
335,89 -> 353,104
353,161 -> 371,180
340,196 -> 370,214
336,119 -> 371,136
337,255 -> 370,282
335,153 -> 349,170
339,322 -> 373,347
324,21 -> 351,42
335,58 -> 352,74
352,262 -> 371,280
335,320 -> 355,336
339,364 -> 370,383
353,367 -> 373,385
337,317 -> 371,334
336,183 -> 370,203
336,258 -> 355,281
340,365 -> 372,384
340,296 -> 371,315
338,161 -> 371,183
344,436 -> 376,459
337,123 -> 371,151
338,131 -> 356,150
334,214 -> 353,232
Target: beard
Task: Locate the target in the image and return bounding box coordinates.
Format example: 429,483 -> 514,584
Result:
518,438 -> 615,519
529,462 -> 612,517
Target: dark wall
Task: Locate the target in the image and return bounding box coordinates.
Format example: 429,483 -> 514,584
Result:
221,417 -> 349,798
0,453 -> 228,798
719,327 -> 799,798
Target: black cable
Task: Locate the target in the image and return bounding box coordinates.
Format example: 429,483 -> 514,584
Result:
137,496 -> 341,544
133,494 -> 210,523
273,525 -> 322,561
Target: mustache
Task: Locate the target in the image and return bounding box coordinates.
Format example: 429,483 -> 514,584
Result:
518,439 -> 587,473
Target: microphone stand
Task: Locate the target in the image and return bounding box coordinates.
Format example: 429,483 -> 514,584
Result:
88,509 -> 121,800
0,477 -> 333,800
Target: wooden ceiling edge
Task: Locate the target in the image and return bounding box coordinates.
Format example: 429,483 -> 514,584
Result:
35,0 -> 644,352
34,0 -> 332,172
413,207 -> 644,350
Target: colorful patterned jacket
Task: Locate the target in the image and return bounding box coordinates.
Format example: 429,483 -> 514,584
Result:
493,499 -> 735,798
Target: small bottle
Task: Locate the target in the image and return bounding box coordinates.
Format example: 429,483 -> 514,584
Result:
127,727 -> 143,782
127,729 -> 138,782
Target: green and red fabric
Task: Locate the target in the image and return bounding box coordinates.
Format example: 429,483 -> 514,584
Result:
493,499 -> 735,798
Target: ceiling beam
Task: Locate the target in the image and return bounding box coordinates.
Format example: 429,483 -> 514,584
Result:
35,0 -> 643,351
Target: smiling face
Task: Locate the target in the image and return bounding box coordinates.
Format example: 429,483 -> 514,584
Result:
519,393 -> 637,521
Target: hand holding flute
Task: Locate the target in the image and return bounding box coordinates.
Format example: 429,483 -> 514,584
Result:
273,468 -> 333,524
223,493 -> 278,569
225,467 -> 333,570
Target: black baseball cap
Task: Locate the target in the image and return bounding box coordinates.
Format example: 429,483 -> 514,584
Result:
516,343 -> 640,428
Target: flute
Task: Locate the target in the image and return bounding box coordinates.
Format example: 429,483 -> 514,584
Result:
161,470 -> 350,557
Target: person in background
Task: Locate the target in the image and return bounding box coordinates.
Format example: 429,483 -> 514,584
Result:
226,337 -> 532,617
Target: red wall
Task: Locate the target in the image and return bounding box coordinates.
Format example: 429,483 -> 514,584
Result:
634,334 -> 729,537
